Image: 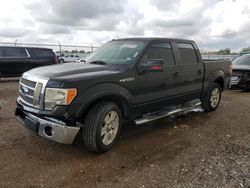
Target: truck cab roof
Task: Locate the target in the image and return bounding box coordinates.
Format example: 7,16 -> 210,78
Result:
114,37 -> 195,43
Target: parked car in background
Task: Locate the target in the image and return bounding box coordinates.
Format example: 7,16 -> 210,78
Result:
230,54 -> 250,90
75,53 -> 92,63
0,46 -> 58,78
59,54 -> 80,63
75,58 -> 86,63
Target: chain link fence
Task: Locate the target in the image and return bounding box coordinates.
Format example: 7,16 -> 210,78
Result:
0,41 -> 240,61
201,54 -> 238,61
0,41 -> 99,57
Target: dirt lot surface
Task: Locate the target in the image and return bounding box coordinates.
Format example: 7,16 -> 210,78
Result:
0,81 -> 249,188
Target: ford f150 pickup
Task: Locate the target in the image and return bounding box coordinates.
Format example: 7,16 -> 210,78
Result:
15,38 -> 232,153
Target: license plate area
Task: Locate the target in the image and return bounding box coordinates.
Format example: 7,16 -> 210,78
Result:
24,116 -> 39,133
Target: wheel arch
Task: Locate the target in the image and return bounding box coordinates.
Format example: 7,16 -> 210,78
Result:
214,77 -> 224,90
80,95 -> 131,120
214,70 -> 225,90
74,83 -> 132,120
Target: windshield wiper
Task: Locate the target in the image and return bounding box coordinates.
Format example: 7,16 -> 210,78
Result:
89,60 -> 107,65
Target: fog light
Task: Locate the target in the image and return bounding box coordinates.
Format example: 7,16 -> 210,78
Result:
44,126 -> 54,137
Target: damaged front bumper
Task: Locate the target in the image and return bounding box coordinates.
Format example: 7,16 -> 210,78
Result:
15,107 -> 80,144
230,77 -> 250,89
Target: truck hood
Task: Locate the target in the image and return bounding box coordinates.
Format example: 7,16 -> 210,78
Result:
232,65 -> 250,71
25,63 -> 121,79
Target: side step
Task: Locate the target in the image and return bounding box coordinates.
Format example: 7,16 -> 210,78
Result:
134,100 -> 203,125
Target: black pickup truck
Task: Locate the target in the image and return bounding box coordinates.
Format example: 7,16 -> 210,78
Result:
15,38 -> 231,152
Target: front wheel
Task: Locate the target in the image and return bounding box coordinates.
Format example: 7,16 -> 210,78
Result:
82,102 -> 121,153
201,83 -> 222,112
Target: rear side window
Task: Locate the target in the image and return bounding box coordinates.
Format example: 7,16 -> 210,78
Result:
147,42 -> 175,65
28,49 -> 54,57
177,43 -> 198,64
2,47 -> 28,58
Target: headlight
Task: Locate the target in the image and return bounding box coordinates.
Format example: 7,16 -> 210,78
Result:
44,88 -> 77,110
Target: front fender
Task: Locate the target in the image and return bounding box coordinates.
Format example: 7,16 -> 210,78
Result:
68,83 -> 132,118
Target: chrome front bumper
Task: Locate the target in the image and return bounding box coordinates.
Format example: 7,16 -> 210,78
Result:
16,111 -> 80,144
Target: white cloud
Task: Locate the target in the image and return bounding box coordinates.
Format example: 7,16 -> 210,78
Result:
0,0 -> 249,51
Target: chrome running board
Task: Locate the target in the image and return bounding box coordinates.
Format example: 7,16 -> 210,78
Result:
135,100 -> 203,125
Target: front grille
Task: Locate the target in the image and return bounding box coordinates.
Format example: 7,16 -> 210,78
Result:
19,76 -> 47,109
21,78 -> 36,88
19,78 -> 37,107
230,77 -> 240,85
231,70 -> 250,86
20,92 -> 34,104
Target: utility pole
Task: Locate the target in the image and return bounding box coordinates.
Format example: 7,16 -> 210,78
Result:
59,42 -> 62,55
91,43 -> 93,52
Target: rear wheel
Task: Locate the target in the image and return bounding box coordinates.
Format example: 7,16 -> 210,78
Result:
201,83 -> 222,112
82,102 -> 121,153
59,59 -> 65,63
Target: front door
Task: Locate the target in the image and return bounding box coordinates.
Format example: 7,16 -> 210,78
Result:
131,42 -> 181,107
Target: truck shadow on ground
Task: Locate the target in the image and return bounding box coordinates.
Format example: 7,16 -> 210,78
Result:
71,111 -> 205,157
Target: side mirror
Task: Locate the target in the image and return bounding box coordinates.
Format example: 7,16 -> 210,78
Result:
138,59 -> 164,73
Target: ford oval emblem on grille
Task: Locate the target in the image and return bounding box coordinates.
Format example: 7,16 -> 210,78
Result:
22,86 -> 29,94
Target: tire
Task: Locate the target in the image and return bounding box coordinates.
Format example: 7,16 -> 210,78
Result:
201,83 -> 222,112
59,59 -> 65,63
82,102 -> 122,153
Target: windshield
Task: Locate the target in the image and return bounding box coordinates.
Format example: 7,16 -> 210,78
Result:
233,55 -> 250,65
85,40 -> 146,65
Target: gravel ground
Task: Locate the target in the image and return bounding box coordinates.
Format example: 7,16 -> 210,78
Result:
0,81 -> 249,188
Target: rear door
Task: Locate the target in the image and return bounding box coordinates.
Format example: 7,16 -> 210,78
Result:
27,48 -> 56,70
131,42 -> 181,105
174,42 -> 204,100
0,47 -> 29,77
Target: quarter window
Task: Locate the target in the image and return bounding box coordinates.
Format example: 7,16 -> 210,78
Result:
3,47 -> 28,58
28,49 -> 54,57
177,43 -> 198,64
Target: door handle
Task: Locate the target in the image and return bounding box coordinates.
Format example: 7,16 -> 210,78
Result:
197,69 -> 202,74
174,71 -> 180,77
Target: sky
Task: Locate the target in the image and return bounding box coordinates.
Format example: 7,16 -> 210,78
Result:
0,0 -> 249,52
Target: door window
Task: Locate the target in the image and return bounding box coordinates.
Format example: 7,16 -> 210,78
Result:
177,43 -> 198,64
146,42 -> 175,66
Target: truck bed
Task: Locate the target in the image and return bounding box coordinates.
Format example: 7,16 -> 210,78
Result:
203,60 -> 231,90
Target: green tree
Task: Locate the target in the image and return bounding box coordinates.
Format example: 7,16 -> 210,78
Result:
71,49 -> 78,53
217,48 -> 231,55
79,50 -> 85,53
240,47 -> 250,55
